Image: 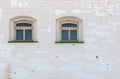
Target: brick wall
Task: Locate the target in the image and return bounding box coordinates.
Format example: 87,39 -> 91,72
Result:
0,0 -> 120,79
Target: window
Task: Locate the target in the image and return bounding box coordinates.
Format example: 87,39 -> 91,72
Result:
9,16 -> 37,42
56,16 -> 83,43
15,22 -> 33,41
61,23 -> 77,41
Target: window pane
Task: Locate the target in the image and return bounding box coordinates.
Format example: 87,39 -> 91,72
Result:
70,30 -> 77,40
62,23 -> 77,27
62,30 -> 68,40
25,30 -> 32,40
16,23 -> 32,27
16,30 -> 23,40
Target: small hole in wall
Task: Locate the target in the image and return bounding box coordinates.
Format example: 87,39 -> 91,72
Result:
96,56 -> 98,59
108,13 -> 112,16
31,70 -> 34,72
14,72 -> 16,74
106,64 -> 109,66
55,56 -> 59,58
107,2 -> 110,4
91,4 -> 94,7
101,46 -> 103,48
106,64 -> 109,69
97,5 -> 100,7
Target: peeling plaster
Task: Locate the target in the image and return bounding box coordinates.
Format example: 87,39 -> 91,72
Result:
55,10 -> 67,16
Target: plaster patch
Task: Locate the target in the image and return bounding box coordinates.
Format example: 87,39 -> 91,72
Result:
76,73 -> 104,79
0,8 -> 2,21
55,10 -> 67,16
95,10 -> 107,17
83,54 -> 96,61
0,62 -> 5,69
0,34 -> 4,44
54,54 -> 83,62
108,21 -> 120,25
28,58 -> 50,64
72,9 -> 91,14
59,63 -> 82,72
41,28 -> 52,33
116,3 -> 120,10
10,0 -> 30,8
88,22 -> 96,26
16,53 -> 25,58
12,67 -> 31,79
30,63 -> 56,71
83,64 -> 106,73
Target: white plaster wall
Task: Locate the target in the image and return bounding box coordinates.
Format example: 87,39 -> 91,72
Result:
0,0 -> 120,79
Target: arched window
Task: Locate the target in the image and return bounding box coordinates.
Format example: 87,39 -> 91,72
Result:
9,16 -> 37,42
56,16 -> 83,43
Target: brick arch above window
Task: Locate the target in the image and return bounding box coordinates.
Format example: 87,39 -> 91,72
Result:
9,16 -> 37,43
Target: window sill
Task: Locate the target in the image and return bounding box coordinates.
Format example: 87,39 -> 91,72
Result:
55,41 -> 84,44
8,41 -> 38,43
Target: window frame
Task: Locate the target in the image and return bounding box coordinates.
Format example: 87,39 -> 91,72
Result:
9,16 -> 37,43
56,16 -> 83,43
15,21 -> 33,41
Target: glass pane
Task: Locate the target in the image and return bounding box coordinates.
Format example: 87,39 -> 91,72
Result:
62,23 -> 77,27
25,30 -> 32,40
16,23 -> 32,27
16,30 -> 23,40
62,30 -> 68,40
70,30 -> 77,40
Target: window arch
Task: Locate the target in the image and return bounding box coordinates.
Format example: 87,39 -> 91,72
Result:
9,16 -> 37,42
56,16 -> 83,43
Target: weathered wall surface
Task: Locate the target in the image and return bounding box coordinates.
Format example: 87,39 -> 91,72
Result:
0,0 -> 120,79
